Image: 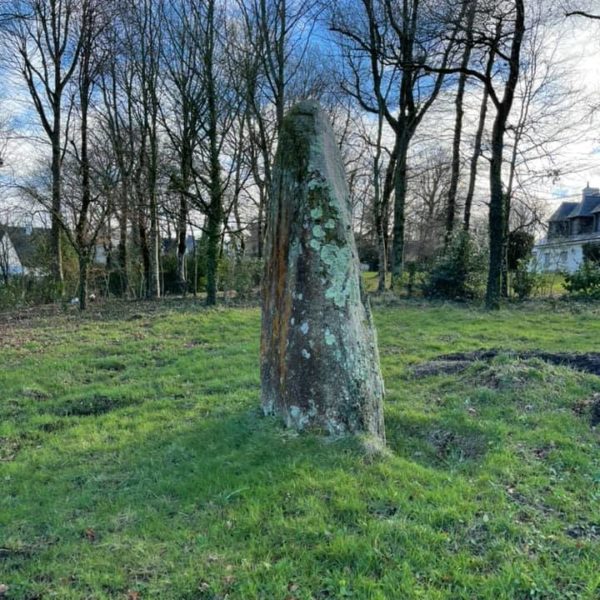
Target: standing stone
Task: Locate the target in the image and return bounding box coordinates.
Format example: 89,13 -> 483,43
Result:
261,101 -> 385,440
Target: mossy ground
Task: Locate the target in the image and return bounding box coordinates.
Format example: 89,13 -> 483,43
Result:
1,299 -> 599,599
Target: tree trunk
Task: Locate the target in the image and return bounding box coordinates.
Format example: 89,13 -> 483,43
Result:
78,254 -> 89,311
147,192 -> 161,299
205,201 -> 222,306
501,194 -> 511,298
117,193 -> 129,297
445,1 -> 475,244
391,137 -> 409,289
50,131 -> 64,293
463,84 -> 489,232
204,0 -> 222,307
375,210 -> 387,293
139,218 -> 151,298
485,0 -> 524,310
486,116 -> 506,310
176,195 -> 188,295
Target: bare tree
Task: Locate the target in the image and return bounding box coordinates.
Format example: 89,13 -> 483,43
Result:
406,148 -> 452,261
445,0 -> 477,243
231,0 -> 321,258
98,23 -> 136,297
4,0 -> 85,292
423,0 -> 525,309
66,0 -> 112,309
160,0 -> 206,294
330,0 -> 466,288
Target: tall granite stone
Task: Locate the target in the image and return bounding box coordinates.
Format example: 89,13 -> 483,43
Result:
261,101 -> 385,440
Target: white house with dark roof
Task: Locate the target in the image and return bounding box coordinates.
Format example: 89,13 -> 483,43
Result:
532,185 -> 600,273
0,225 -> 51,280
0,228 -> 24,280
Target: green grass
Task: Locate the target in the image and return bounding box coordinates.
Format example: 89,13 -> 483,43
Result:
1,300 -> 599,599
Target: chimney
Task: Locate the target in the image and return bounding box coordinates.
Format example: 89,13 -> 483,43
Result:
583,184 -> 600,200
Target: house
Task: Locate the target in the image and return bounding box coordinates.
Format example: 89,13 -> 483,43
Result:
532,185 -> 600,273
161,235 -> 198,257
0,225 -> 51,280
0,228 -> 23,280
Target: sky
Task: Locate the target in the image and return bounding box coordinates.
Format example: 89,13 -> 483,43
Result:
541,13 -> 600,204
1,4 -> 600,230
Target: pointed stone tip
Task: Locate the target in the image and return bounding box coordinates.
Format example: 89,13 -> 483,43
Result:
289,100 -> 321,117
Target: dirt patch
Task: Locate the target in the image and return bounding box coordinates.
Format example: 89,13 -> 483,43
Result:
367,502 -> 398,519
428,428 -> 488,462
414,350 -> 600,427
412,360 -> 471,378
51,394 -> 137,417
413,349 -> 600,378
592,396 -> 600,426
573,393 -> 600,427
21,387 -> 51,401
566,522 -> 600,540
0,437 -> 20,462
0,546 -> 34,561
93,359 -> 127,372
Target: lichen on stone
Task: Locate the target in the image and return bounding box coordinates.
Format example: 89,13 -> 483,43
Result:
324,328 -> 336,346
319,243 -> 354,308
309,238 -> 321,251
313,225 -> 326,239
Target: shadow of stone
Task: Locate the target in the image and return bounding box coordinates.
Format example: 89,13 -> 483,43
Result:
384,411 -> 493,471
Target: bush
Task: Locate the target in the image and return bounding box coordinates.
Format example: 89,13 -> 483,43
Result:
219,256 -> 263,300
161,247 -> 208,296
0,275 -> 62,310
507,230 -> 535,271
355,236 -> 379,271
582,242 -> 600,265
512,259 -> 538,300
564,260 -> 600,298
422,232 -> 487,300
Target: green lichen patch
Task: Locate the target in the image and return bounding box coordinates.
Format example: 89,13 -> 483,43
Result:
312,225 -> 326,239
319,243 -> 355,309
324,328 -> 336,346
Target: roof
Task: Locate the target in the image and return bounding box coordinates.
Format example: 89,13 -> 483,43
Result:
567,187 -> 600,218
549,187 -> 600,222
0,226 -> 51,269
549,202 -> 579,222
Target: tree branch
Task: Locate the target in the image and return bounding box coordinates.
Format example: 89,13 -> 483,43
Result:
566,10 -> 600,20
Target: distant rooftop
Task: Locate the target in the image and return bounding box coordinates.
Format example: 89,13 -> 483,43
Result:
550,185 -> 600,221
549,202 -> 578,222
0,225 -> 50,269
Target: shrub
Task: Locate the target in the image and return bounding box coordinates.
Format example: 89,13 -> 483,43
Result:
512,259 -> 538,300
219,256 -> 263,300
582,242 -> 600,265
355,236 -> 379,271
507,230 -> 535,271
564,260 -> 600,298
422,232 -> 487,300
0,275 -> 62,310
161,245 -> 208,296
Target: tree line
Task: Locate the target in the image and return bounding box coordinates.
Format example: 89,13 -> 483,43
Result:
0,0 -> 592,309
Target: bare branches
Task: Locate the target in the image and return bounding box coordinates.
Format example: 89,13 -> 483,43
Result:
566,10 -> 600,20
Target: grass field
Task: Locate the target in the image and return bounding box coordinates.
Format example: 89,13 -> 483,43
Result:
1,300 -> 599,599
